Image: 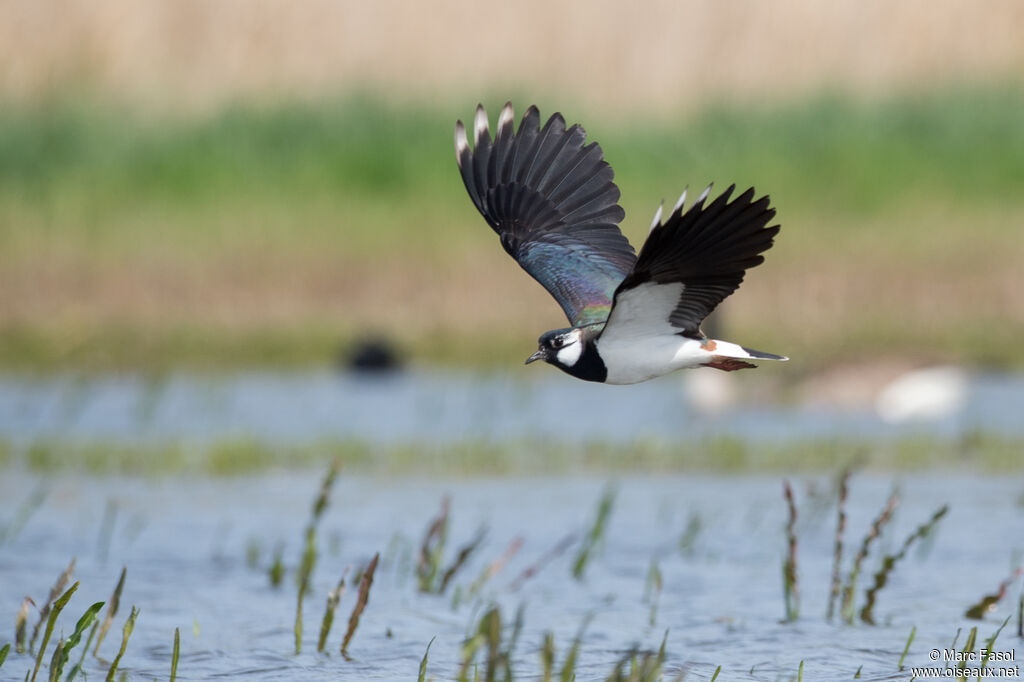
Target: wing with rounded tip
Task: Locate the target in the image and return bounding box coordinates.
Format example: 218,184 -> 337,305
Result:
455,103 -> 636,327
605,184 -> 779,338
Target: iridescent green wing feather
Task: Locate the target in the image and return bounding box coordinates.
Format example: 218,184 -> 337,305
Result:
455,103 -> 636,327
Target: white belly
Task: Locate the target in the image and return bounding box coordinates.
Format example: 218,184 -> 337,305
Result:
596,334 -> 711,385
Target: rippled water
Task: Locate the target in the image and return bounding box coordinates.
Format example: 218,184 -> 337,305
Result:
2,472 -> 1022,681
2,368 -> 1023,448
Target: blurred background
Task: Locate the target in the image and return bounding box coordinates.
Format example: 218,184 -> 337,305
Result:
2,5 -> 1024,679
1,0 -> 1023,471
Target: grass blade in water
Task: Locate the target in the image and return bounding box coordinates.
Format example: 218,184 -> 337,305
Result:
30,559 -> 75,655
979,616 -> 1011,673
94,567 -> 127,656
0,643 -> 8,669
468,536 -> 523,598
50,601 -> 103,682
965,567 -> 1023,619
295,463 -> 339,654
15,597 -> 33,654
509,533 -> 575,591
417,497 -> 450,592
860,505 -> 948,624
826,469 -> 850,620
841,489 -> 899,623
341,552 -> 379,656
66,620 -> 99,682
782,480 -> 799,622
957,626 -> 977,676
418,636 -> 435,682
439,527 -> 487,594
294,526 -> 316,654
572,486 -> 615,580
0,486 -> 46,544
104,605 -> 138,682
171,627 -> 180,682
317,570 -> 349,653
30,581 -> 77,682
898,625 -> 915,670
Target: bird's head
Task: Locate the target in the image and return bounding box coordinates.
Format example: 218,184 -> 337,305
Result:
526,327 -> 584,369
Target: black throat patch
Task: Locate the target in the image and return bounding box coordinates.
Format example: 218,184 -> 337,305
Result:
554,340 -> 607,383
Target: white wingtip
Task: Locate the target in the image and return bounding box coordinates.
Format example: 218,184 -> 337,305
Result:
497,102 -> 514,137
454,120 -> 468,167
696,183 -> 713,204
474,104 -> 490,146
671,186 -> 688,215
649,202 -> 664,232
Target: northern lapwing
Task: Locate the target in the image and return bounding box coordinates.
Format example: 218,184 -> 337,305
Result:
454,103 -> 787,384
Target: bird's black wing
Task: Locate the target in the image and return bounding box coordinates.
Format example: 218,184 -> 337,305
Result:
455,103 -> 636,327
604,185 -> 779,338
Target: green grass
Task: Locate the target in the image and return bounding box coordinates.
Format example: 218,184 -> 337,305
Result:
5,432 -> 1024,477
1,85 -> 1023,370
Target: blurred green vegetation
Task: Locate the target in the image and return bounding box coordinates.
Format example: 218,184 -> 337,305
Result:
1,85 -> 1022,370
7,432 -> 1023,476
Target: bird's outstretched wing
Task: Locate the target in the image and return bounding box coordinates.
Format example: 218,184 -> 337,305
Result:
455,103 -> 636,327
603,184 -> 779,339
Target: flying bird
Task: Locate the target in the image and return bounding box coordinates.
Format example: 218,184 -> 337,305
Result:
454,103 -> 786,384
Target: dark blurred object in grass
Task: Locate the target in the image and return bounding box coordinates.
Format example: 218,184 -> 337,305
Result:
343,337 -> 401,373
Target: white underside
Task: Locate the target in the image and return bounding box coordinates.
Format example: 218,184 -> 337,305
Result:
597,281 -> 760,385
597,334 -> 754,385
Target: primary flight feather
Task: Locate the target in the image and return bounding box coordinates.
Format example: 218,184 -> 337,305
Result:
455,103 -> 786,384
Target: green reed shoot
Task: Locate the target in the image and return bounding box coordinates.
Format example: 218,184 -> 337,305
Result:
30,558 -> 75,655
295,461 -> 340,654
317,569 -> 348,653
644,558 -> 662,627
1018,592 -> 1022,638
957,626 -> 977,676
965,566 -> 1023,619
48,637 -> 63,682
439,527 -> 487,594
573,487 -> 615,580
540,632 -> 555,682
169,627 -> 180,682
418,497 -> 450,592
710,666 -> 722,681
841,489 -> 899,623
860,505 -> 948,624
94,566 -> 127,656
509,533 -> 575,591
0,486 -> 46,544
294,526 -> 316,654
15,597 -> 32,653
50,600 -> 103,681
30,581 -> 77,682
782,480 -> 799,622
980,616 -> 1011,675
0,643 -> 8,669
341,552 -> 380,656
677,511 -> 702,557
66,620 -> 99,681
418,636 -> 435,682
468,536 -> 523,599
561,614 -> 592,682
269,543 -> 284,587
898,626 -> 915,670
96,500 -> 117,564
104,605 -> 138,682
826,469 -> 850,620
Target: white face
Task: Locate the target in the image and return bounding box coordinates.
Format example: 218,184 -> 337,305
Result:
553,331 -> 583,366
